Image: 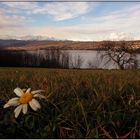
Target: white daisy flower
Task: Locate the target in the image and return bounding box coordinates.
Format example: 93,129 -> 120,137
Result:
4,87 -> 45,118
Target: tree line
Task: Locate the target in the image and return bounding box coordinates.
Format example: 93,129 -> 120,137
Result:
0,49 -> 83,69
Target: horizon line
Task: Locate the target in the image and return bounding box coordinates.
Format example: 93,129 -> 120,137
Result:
0,38 -> 140,42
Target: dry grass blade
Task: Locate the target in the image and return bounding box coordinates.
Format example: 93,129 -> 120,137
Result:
61,127 -> 73,131
119,129 -> 133,139
59,127 -> 65,138
117,115 -> 137,138
59,127 -> 73,138
45,92 -> 53,100
99,125 -> 113,139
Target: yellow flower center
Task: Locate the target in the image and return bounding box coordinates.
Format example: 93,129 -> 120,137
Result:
19,92 -> 33,104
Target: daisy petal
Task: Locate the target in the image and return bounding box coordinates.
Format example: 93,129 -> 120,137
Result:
31,90 -> 45,94
3,103 -> 10,108
22,104 -> 28,114
14,105 -> 22,118
8,100 -> 20,106
32,99 -> 41,109
8,97 -> 19,104
33,94 -> 46,99
26,88 -> 31,93
14,88 -> 24,97
29,100 -> 38,111
8,97 -> 19,102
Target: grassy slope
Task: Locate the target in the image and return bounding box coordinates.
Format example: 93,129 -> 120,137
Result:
0,68 -> 140,138
4,40 -> 140,51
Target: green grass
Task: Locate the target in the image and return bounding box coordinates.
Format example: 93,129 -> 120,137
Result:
0,68 -> 140,138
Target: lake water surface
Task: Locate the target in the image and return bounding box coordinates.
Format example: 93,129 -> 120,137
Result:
28,49 -> 140,69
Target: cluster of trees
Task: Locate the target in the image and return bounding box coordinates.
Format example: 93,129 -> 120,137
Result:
0,49 -> 84,69
99,41 -> 139,69
0,40 -> 139,69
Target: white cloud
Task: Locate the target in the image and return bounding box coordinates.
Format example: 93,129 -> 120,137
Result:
108,32 -> 134,41
68,3 -> 140,40
1,2 -> 39,15
0,3 -> 33,28
0,12 -> 28,28
2,2 -> 38,10
34,2 -> 90,21
91,4 -> 140,32
2,2 -> 90,21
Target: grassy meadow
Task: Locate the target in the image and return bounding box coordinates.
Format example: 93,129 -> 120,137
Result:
0,68 -> 140,138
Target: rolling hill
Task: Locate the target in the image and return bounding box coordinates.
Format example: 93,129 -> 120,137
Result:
0,39 -> 140,51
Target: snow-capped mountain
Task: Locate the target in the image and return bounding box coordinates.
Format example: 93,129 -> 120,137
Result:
19,35 -> 58,41
0,35 -> 59,41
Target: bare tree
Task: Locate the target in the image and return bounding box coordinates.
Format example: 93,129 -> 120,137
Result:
99,41 -> 138,69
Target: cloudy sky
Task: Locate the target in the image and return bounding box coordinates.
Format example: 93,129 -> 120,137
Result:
0,1 -> 140,41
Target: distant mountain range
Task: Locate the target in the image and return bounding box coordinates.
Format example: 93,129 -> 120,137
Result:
0,35 -> 66,50
0,36 -> 140,51
0,35 -> 59,41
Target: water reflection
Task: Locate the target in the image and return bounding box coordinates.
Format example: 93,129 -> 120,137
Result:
27,49 -> 140,69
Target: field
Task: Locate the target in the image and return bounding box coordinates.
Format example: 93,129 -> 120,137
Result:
0,68 -> 140,138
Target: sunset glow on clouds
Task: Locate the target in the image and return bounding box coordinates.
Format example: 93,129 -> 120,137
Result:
0,1 -> 140,41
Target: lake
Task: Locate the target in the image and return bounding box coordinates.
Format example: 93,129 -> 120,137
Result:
28,49 -> 140,69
